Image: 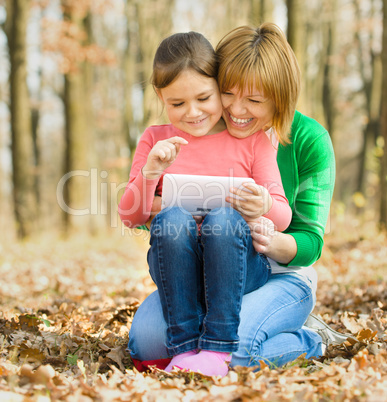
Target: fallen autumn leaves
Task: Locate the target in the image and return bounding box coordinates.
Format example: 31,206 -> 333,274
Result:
0,229 -> 386,401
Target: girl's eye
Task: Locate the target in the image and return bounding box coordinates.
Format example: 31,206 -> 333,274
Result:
172,102 -> 184,107
222,92 -> 233,96
249,99 -> 262,104
198,96 -> 210,102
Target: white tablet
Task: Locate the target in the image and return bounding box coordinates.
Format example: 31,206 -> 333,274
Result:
161,173 -> 255,215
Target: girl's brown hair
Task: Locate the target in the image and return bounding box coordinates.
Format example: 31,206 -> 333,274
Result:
216,23 -> 301,145
152,31 -> 218,90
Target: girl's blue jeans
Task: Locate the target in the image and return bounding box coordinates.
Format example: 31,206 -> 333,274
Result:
129,270 -> 323,369
146,206 -> 271,356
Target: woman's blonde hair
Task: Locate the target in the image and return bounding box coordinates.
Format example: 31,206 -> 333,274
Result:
216,23 -> 301,145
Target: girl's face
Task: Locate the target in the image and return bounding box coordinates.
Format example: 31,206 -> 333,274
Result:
221,87 -> 275,139
157,69 -> 223,137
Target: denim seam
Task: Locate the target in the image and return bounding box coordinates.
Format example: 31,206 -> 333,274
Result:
235,230 -> 246,318
200,340 -> 239,345
167,338 -> 200,355
200,253 -> 209,342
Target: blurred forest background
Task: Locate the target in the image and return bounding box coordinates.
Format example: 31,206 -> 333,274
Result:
0,0 -> 386,241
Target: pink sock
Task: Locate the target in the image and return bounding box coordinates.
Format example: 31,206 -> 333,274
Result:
175,350 -> 231,377
164,350 -> 197,372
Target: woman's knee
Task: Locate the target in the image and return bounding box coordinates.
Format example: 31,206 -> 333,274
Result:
128,291 -> 169,360
230,345 -> 263,369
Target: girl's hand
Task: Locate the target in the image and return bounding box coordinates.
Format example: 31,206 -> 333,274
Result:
247,216 -> 276,254
142,136 -> 188,179
226,182 -> 272,222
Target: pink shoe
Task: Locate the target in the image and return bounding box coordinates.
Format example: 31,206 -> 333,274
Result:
164,350 -> 197,372
175,350 -> 231,377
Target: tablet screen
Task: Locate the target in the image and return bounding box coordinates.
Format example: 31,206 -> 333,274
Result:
161,173 -> 254,215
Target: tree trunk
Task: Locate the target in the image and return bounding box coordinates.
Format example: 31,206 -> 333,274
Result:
123,0 -> 142,157
250,0 -> 273,25
61,5 -> 91,232
380,0 -> 387,229
322,0 -> 336,137
136,0 -> 174,129
286,0 -> 306,111
286,0 -> 296,49
354,0 -> 382,195
5,0 -> 37,238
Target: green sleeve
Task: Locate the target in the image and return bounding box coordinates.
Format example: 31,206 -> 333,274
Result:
137,225 -> 149,231
279,114 -> 335,267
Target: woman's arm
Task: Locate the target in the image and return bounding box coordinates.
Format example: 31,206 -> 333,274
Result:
248,115 -> 335,266
280,127 -> 335,267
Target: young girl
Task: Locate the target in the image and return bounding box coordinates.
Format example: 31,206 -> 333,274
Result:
119,31 -> 291,377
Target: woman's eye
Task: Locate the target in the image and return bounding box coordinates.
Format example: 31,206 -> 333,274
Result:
249,99 -> 261,104
198,96 -> 210,102
222,92 -> 233,96
172,102 -> 184,107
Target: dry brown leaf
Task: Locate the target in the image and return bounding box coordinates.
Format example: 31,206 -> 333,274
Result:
19,364 -> 56,385
106,346 -> 126,371
353,349 -> 369,370
341,312 -> 364,334
357,328 -> 378,342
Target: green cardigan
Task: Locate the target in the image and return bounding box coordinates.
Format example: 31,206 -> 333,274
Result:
132,110 -> 335,267
278,110 -> 335,267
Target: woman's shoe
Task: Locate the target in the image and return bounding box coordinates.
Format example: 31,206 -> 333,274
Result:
304,313 -> 358,347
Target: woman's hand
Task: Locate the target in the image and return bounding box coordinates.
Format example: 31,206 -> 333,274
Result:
142,136 -> 188,179
226,182 -> 272,222
248,216 -> 298,264
248,216 -> 276,254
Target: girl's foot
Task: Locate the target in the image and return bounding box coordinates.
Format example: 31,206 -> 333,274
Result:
164,350 -> 197,372
175,350 -> 231,377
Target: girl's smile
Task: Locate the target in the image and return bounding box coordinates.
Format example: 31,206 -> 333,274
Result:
157,69 -> 224,137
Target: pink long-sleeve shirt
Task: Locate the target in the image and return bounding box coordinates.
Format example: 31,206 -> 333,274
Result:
119,124 -> 291,231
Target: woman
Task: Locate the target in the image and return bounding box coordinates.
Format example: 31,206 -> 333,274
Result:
128,23 -> 336,372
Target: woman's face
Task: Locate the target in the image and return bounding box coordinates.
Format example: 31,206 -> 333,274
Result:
221,87 -> 275,139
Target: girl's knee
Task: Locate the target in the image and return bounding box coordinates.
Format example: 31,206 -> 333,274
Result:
151,207 -> 197,239
156,206 -> 193,224
202,207 -> 248,238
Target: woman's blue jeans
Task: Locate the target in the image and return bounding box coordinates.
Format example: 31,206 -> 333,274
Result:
128,273 -> 323,369
146,206 -> 271,355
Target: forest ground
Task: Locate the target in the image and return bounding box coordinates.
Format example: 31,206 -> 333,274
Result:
0,211 -> 386,401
